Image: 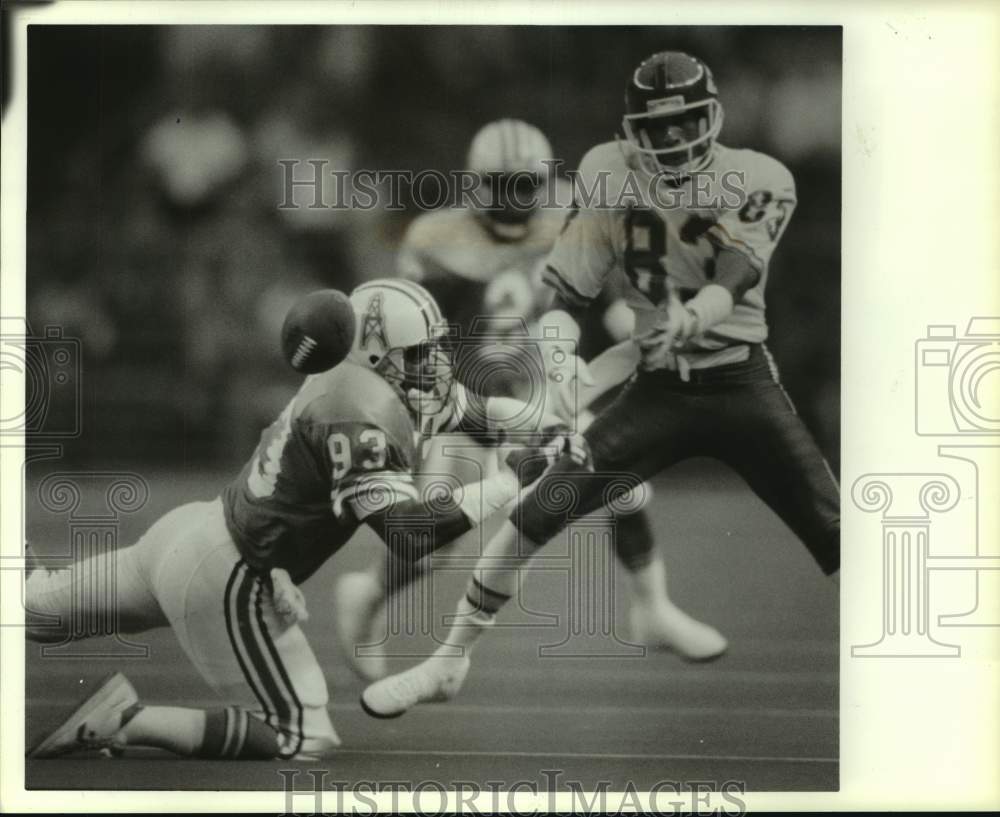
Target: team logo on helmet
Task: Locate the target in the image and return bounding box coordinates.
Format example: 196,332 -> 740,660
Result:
360,292 -> 390,353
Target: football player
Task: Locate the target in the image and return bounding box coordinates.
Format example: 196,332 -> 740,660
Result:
334,119 -> 725,682
361,52 -> 841,717
25,279 -> 574,760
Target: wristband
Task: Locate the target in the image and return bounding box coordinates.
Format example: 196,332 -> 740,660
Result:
685,284 -> 734,333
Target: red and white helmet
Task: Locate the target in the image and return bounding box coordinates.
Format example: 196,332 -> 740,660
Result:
348,279 -> 454,419
622,51 -> 724,177
466,118 -> 554,240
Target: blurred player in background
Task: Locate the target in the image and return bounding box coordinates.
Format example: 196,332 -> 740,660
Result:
26,280 -> 577,760
335,119 -> 726,682
362,52 -> 841,717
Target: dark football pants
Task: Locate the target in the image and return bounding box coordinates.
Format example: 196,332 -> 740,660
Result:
513,345 -> 841,575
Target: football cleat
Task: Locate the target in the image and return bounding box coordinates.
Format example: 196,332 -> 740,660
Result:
333,571 -> 390,682
360,651 -> 470,718
630,602 -> 728,662
28,672 -> 138,758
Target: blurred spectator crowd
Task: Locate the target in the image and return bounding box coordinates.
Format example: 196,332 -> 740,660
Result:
26,26 -> 841,468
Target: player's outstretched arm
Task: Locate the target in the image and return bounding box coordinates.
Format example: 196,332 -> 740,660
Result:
358,469 -> 520,563
358,427 -> 587,564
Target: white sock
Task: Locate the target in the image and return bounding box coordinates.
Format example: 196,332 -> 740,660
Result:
439,595 -> 496,655
120,706 -> 207,756
627,556 -> 673,608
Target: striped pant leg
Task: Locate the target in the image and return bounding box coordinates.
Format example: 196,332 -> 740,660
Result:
220,560 -> 337,758
149,501 -> 337,759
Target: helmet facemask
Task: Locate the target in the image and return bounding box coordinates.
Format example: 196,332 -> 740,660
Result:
622,96 -> 723,178
475,171 -> 543,241
375,335 -> 455,422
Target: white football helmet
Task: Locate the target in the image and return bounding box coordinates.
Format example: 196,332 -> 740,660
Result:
348,279 -> 454,419
466,118 -> 554,241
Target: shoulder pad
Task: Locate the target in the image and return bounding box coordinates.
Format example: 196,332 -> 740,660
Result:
718,146 -> 795,196
573,140 -> 645,209
295,363 -> 412,442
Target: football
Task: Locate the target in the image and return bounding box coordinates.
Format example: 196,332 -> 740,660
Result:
280,288 -> 357,374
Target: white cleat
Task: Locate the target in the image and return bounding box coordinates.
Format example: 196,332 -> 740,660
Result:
630,603 -> 728,662
28,672 -> 138,758
360,651 -> 470,718
334,571 -> 390,682
290,731 -> 343,761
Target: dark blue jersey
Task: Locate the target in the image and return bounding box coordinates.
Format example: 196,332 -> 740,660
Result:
223,362 -> 418,582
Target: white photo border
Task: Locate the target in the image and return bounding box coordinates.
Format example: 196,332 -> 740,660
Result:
2,0 -> 998,812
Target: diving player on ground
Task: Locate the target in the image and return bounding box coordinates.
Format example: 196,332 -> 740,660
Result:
362,51 -> 841,717
334,119 -> 725,682
25,279 -> 574,760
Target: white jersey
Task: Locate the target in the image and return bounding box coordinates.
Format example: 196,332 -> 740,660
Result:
396,199 -> 570,335
544,140 -> 796,368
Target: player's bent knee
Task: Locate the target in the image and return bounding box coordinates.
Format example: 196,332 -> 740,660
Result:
512,457 -> 603,545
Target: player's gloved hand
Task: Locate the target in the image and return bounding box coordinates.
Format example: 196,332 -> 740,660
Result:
636,292 -> 699,370
270,568 -> 309,625
501,425 -> 593,487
